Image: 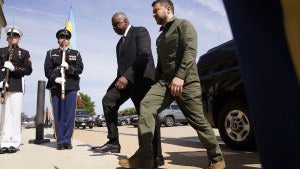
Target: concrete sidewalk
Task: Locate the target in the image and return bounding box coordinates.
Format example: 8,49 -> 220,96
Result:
0,128 -> 120,169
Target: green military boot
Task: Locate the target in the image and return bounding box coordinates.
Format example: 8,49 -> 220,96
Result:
208,159 -> 225,169
118,154 -> 154,168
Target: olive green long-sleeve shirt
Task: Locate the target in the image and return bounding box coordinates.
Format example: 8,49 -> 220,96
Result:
155,17 -> 200,84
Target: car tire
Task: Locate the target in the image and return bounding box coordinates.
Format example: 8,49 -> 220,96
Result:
164,116 -> 175,127
101,121 -> 107,127
89,126 -> 93,129
120,121 -> 126,126
218,101 -> 256,151
82,126 -> 86,129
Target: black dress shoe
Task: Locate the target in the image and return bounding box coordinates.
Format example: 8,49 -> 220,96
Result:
0,147 -> 8,154
153,156 -> 165,168
57,144 -> 64,150
91,146 -> 101,151
92,141 -> 121,153
91,141 -> 111,151
64,144 -> 73,150
7,146 -> 18,153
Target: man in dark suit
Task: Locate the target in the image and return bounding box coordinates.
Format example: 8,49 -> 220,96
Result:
91,12 -> 164,167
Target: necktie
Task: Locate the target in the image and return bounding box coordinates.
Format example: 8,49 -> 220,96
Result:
118,36 -> 125,56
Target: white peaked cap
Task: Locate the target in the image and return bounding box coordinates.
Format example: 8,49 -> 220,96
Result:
5,26 -> 23,37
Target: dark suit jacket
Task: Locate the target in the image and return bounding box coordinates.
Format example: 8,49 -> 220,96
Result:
115,26 -> 155,84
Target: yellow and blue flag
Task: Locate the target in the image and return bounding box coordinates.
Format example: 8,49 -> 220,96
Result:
65,7 -> 77,49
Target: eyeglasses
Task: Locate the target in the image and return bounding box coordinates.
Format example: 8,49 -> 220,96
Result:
7,32 -> 20,38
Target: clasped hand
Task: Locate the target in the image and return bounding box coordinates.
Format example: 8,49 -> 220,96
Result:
55,77 -> 65,84
61,62 -> 69,70
4,61 -> 14,71
115,76 -> 128,90
0,81 -> 9,88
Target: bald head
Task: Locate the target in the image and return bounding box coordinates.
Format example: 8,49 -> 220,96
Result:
112,12 -> 130,24
111,12 -> 130,35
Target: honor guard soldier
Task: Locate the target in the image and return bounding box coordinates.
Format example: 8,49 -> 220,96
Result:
0,26 -> 33,154
44,29 -> 83,150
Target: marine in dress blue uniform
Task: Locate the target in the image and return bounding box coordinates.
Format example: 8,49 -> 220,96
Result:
44,29 -> 83,150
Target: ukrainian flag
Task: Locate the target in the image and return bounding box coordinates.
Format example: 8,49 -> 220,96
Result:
65,7 -> 77,49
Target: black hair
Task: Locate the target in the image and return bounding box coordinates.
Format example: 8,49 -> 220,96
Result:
152,0 -> 174,14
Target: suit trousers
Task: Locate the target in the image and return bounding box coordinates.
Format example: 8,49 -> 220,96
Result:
102,78 -> 162,157
50,90 -> 77,145
136,81 -> 223,162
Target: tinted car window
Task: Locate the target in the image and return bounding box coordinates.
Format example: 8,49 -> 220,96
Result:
76,111 -> 90,116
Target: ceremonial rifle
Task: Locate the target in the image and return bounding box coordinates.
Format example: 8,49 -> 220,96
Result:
1,29 -> 14,104
61,42 -> 66,99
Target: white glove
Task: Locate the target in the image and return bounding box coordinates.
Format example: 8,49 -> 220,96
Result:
61,62 -> 69,70
0,81 -> 9,88
55,77 -> 62,84
4,61 -> 15,71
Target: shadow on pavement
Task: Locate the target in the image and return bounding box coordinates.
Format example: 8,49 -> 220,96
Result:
161,136 -> 260,169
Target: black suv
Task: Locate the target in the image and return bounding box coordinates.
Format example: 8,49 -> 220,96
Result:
75,109 -> 94,129
197,40 -> 255,151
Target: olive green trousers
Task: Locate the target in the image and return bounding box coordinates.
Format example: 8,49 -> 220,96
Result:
136,81 -> 223,162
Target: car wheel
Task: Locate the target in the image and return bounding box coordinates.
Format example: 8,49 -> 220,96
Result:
89,126 -> 93,129
120,121 -> 126,126
218,101 -> 256,151
101,121 -> 107,127
164,116 -> 175,127
82,126 -> 86,129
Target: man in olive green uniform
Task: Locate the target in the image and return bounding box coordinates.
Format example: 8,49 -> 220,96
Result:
119,0 -> 225,169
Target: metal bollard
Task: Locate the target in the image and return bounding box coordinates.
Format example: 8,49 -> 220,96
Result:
29,80 -> 50,144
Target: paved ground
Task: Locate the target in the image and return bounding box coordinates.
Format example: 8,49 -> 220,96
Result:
0,125 -> 261,169
74,125 -> 262,169
0,128 -> 120,169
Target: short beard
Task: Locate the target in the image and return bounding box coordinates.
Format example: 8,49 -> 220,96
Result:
156,15 -> 167,25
